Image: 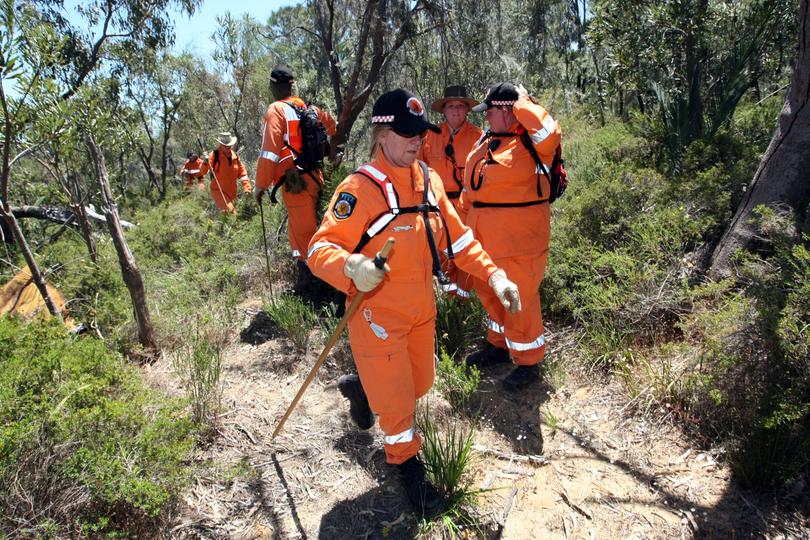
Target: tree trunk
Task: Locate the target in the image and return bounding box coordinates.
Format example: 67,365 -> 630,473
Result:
709,0 -> 810,277
86,134 -> 157,353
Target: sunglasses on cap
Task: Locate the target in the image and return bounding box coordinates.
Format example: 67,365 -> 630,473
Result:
393,128 -> 428,140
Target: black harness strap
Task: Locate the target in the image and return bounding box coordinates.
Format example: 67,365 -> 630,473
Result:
472,200 -> 547,208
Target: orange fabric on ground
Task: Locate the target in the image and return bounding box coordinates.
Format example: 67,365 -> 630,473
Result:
308,152 -> 498,464
420,121 -> 482,297
206,149 -> 251,213
256,96 -> 337,259
180,157 -> 208,189
460,97 -> 561,366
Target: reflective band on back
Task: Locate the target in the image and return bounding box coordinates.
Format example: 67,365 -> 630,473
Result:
384,428 -> 415,445
367,213 -> 397,237
447,228 -> 474,255
186,168 -> 200,174
506,333 -> 545,352
307,241 -> 341,259
488,319 -> 504,333
283,106 -> 299,121
260,150 -> 280,162
291,249 -> 301,257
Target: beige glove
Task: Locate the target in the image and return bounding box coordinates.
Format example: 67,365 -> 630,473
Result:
284,167 -> 306,194
488,269 -> 521,314
344,253 -> 390,292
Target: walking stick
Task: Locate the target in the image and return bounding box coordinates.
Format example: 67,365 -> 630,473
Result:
258,197 -> 275,305
271,237 -> 395,440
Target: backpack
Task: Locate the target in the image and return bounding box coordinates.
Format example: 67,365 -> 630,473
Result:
518,131 -> 569,203
284,102 -> 330,171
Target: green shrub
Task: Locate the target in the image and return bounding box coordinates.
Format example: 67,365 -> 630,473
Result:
0,318 -> 194,537
264,293 -> 318,351
435,293 -> 487,361
435,348 -> 480,412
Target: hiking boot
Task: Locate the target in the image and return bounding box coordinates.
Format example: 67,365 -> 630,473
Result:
396,456 -> 443,518
337,374 -> 374,430
502,364 -> 540,391
465,343 -> 510,368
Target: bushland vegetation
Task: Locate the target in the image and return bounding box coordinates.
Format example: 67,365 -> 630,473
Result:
1,0 -> 807,535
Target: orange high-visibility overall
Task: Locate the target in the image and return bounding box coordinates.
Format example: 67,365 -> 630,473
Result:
307,152 -> 499,464
460,97 -> 561,366
420,121 -> 483,298
180,157 -> 208,189
206,149 -> 251,213
256,97 -> 337,260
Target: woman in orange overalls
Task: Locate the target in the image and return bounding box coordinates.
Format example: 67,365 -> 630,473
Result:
461,82 -> 561,390
307,89 -> 521,517
206,132 -> 252,214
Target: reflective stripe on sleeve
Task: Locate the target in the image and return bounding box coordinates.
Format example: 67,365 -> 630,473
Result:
529,116 -> 557,145
505,333 -> 545,352
186,168 -> 200,174
291,249 -> 301,258
307,241 -> 341,259
488,319 -> 504,334
384,428 -> 415,445
260,150 -> 280,162
446,228 -> 474,255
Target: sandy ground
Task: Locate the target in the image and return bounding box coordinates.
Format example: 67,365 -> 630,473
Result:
144,302 -> 809,540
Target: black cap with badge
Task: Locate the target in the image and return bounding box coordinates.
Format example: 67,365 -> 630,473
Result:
270,65 -> 294,84
371,89 -> 441,137
471,82 -> 519,112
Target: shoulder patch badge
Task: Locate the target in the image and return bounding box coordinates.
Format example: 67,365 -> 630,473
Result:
333,192 -> 357,220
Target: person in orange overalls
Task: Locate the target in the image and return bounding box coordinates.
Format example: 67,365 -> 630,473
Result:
460,82 -> 562,390
180,151 -> 207,190
307,89 -> 521,517
205,132 -> 252,214
420,85 -> 483,298
254,65 -> 337,296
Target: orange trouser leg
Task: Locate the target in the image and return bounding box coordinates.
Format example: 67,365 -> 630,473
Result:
282,178 -> 321,260
474,253 -> 548,366
348,305 -> 435,464
210,186 -> 237,214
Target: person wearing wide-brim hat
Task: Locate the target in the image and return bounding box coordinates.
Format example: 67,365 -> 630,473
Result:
460,82 -> 562,390
419,85 -> 483,299
307,88 -> 521,518
203,131 -> 252,214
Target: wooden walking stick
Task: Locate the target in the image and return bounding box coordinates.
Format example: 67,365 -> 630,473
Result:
271,237 -> 395,440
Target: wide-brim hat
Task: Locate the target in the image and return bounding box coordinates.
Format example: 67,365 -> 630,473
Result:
430,85 -> 479,113
215,132 -> 237,147
371,89 -> 440,137
471,82 -> 519,112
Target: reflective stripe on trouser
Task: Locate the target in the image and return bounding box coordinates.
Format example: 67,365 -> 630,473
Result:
474,252 -> 548,366
281,173 -> 321,261
348,303 -> 436,464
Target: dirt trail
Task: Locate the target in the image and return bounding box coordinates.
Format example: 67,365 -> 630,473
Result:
145,302 -> 799,539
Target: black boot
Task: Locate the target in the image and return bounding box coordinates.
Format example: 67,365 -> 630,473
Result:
396,456 -> 443,518
465,343 -> 510,368
502,364 -> 540,391
337,374 -> 374,430
293,260 -> 313,298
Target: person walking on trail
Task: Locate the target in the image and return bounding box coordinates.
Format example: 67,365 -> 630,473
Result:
306,89 -> 522,517
460,82 -> 561,390
180,151 -> 207,190
205,132 -> 252,214
420,85 -> 483,298
253,65 -> 337,296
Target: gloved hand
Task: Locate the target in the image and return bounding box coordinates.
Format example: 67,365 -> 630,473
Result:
344,253 -> 390,292
284,167 -> 306,194
253,186 -> 267,204
488,269 -> 521,314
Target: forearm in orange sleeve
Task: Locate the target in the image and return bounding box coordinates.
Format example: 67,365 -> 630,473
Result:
318,108 -> 337,137
514,97 -> 561,159
437,185 -> 496,282
256,107 -> 284,189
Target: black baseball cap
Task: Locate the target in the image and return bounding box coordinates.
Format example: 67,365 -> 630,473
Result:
471,82 -> 519,112
270,65 -> 294,84
371,89 -> 440,137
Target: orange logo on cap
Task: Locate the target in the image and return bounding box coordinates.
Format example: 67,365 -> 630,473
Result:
406,97 -> 424,116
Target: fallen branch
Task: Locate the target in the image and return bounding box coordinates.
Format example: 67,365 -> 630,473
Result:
472,444 -> 550,466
